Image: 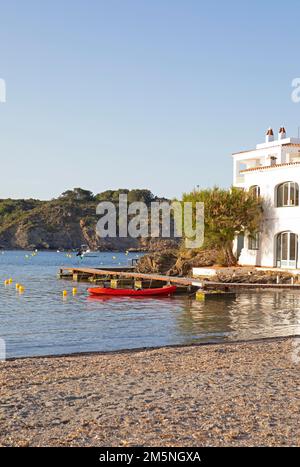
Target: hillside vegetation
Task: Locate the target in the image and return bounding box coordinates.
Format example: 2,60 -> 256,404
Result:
0,188 -> 178,251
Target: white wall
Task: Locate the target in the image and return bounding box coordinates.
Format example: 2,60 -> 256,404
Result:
238,165 -> 300,267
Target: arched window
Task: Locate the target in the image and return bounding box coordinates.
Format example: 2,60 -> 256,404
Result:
276,182 -> 299,207
276,232 -> 298,268
249,185 -> 260,198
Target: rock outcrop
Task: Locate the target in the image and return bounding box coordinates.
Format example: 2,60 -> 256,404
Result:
134,248 -> 220,276
134,250 -> 178,274
167,248 -> 220,276
209,268 -> 296,284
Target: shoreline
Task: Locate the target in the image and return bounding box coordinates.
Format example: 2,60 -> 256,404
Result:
1,336 -> 300,447
6,333 -> 300,362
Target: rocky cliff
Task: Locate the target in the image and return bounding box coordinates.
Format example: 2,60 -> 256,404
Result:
0,189 -> 180,251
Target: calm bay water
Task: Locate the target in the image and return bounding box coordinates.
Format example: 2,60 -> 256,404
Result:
1,250 -> 300,358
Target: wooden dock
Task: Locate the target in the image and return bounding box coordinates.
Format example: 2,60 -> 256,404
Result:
58,266 -> 202,288
204,281 -> 300,290
58,266 -> 300,292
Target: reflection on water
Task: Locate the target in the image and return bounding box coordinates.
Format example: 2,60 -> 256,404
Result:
180,292 -> 300,343
1,251 -> 300,358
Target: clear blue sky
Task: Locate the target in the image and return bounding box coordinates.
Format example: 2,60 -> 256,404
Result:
0,0 -> 300,200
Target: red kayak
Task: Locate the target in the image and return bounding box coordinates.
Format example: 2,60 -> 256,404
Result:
87,285 -> 177,297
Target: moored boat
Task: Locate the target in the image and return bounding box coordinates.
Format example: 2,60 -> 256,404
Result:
87,285 -> 177,297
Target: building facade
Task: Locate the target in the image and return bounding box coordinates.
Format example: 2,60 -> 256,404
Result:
232,127 -> 300,269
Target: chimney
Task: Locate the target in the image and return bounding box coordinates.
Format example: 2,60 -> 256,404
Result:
278,126 -> 286,140
265,127 -> 274,143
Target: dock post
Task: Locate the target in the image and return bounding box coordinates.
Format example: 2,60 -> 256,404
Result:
134,280 -> 143,289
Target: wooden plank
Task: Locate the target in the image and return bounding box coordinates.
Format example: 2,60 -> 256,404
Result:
60,266 -> 202,286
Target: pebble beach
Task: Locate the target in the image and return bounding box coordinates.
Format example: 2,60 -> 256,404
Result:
1,337 -> 300,447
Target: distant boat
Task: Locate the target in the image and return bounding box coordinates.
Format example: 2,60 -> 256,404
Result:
77,244 -> 99,258
87,285 -> 177,297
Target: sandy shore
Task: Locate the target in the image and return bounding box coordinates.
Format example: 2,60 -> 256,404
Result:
1,337 -> 300,447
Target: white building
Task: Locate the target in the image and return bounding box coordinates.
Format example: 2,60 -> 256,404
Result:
233,127 -> 300,269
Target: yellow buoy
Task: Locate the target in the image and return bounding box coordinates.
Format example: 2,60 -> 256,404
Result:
16,283 -> 20,289
72,287 -> 77,294
196,291 -> 205,301
4,279 -> 8,285
63,290 -> 68,297
8,278 -> 13,284
19,286 -> 25,293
